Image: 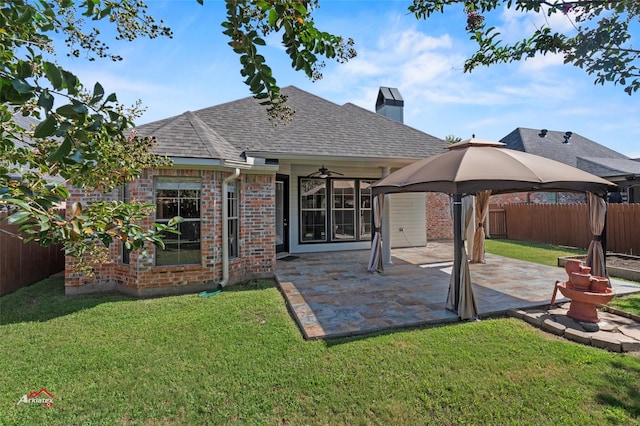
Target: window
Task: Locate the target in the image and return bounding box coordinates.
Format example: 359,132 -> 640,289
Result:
299,178 -> 373,243
227,181 -> 239,258
120,182 -> 130,265
300,179 -> 326,242
155,178 -> 201,265
359,181 -> 373,239
332,180 -> 355,240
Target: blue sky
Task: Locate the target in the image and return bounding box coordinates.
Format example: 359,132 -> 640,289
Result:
59,0 -> 639,158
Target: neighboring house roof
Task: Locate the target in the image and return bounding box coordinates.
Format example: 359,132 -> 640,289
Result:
500,127 -> 635,179
577,157 -> 640,177
136,86 -> 447,163
4,113 -> 65,184
8,113 -> 39,150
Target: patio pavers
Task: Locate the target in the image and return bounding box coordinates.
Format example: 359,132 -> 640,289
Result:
275,241 -> 640,339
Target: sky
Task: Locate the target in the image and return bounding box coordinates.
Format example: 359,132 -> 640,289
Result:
57,0 -> 640,158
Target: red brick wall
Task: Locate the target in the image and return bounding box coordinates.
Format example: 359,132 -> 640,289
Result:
65,169 -> 276,295
240,174 -> 276,275
426,192 -> 453,240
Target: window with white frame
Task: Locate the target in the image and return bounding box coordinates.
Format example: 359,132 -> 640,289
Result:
155,177 -> 202,265
300,179 -> 326,242
299,178 -> 373,243
227,180 -> 239,258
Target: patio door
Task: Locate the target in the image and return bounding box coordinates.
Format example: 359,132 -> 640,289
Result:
275,174 -> 289,254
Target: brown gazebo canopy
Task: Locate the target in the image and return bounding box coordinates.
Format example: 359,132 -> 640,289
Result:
370,138 -> 615,320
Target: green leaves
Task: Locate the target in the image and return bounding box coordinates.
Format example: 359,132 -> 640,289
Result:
44,62 -> 63,89
0,0 -> 176,271
46,137 -> 72,163
222,0 -> 355,120
412,1 -> 640,95
34,115 -> 57,138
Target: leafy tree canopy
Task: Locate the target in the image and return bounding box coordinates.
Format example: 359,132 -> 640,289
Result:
0,0 -> 351,272
3,0 -> 636,272
409,1 -> 640,95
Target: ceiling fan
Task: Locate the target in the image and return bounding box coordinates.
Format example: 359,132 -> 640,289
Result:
307,165 -> 344,179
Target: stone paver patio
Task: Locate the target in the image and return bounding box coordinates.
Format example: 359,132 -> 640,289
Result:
275,241 -> 640,340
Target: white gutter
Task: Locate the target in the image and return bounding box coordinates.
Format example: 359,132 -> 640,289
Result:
221,168 -> 240,287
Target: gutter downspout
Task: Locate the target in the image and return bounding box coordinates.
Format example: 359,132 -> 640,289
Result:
221,168 -> 240,287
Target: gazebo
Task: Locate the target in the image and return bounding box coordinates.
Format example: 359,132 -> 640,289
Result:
369,139 -> 615,319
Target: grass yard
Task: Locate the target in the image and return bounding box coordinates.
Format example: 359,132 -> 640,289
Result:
1,270 -> 640,425
484,239 -> 587,267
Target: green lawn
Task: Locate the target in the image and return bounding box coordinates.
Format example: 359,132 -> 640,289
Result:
484,238 -> 587,267
2,273 -> 640,425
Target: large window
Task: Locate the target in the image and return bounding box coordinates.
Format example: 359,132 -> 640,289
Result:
155,178 -> 202,265
300,178 -> 374,243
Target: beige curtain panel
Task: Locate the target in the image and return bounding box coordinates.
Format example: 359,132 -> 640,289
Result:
471,190 -> 491,263
586,192 -> 607,280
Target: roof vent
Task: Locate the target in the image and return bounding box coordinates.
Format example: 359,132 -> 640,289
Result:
375,87 -> 404,123
563,131 -> 572,144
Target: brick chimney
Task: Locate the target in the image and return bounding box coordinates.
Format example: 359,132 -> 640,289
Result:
375,87 -> 404,123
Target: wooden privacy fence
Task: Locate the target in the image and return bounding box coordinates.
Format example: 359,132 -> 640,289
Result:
489,203 -> 640,255
488,207 -> 507,239
0,210 -> 65,296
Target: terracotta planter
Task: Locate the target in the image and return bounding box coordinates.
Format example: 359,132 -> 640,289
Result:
590,276 -> 610,293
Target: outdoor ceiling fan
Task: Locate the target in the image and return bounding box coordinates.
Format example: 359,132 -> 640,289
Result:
307,165 -> 344,179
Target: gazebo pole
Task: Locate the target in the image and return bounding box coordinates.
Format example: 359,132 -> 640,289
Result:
452,193 -> 462,311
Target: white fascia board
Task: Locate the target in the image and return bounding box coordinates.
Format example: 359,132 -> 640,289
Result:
244,152 -> 416,167
166,157 -> 279,173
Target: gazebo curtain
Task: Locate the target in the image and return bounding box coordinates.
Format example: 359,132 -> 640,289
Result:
446,196 -> 479,319
586,192 -> 607,280
471,190 -> 491,263
367,194 -> 384,273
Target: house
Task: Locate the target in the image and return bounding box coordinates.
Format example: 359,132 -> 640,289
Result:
491,127 -> 640,204
65,86 -> 451,296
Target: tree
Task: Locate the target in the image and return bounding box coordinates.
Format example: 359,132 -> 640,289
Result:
445,134 -> 463,144
409,1 -> 640,95
222,0 -> 356,120
0,0 -> 350,272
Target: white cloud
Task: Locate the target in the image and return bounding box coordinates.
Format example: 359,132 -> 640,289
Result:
518,52 -> 565,72
497,3 -> 578,43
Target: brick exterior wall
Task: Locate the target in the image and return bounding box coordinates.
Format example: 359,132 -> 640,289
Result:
65,169 -> 276,296
426,192 -> 453,240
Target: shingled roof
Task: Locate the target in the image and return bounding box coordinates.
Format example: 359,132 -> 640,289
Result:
136,86 -> 447,163
500,127 -> 636,178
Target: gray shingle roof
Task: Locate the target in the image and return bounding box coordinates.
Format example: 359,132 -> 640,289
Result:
500,127 -> 634,178
9,114 -> 39,150
6,114 -> 65,183
136,86 -> 447,162
577,157 -> 640,176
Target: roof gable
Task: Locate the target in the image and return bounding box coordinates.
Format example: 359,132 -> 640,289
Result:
500,127 -> 628,170
137,86 -> 447,162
